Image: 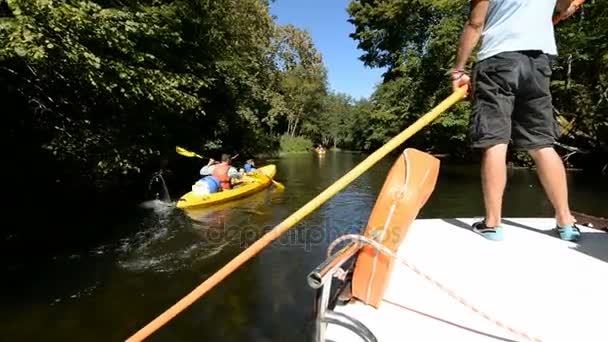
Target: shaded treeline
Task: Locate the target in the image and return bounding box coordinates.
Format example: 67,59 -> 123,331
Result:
314,0 -> 606,173
1,1 -> 328,209
0,0 -> 330,250
0,0 -> 605,242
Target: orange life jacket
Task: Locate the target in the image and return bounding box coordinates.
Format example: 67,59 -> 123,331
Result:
212,162 -> 231,190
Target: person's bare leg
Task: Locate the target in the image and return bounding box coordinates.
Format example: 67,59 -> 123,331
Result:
481,144 -> 508,227
528,147 -> 574,226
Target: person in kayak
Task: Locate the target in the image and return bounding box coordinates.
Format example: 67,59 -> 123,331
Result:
451,0 -> 582,241
199,157 -> 217,176
212,153 -> 241,190
243,159 -> 256,173
192,158 -> 221,195
191,175 -> 221,195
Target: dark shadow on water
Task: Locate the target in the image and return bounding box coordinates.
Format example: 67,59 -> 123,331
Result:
441,218 -> 608,263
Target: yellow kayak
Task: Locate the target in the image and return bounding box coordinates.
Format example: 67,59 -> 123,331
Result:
176,165 -> 277,209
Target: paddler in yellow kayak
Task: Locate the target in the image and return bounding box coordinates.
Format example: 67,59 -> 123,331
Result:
192,154 -> 241,195
191,159 -> 220,195
243,159 -> 256,173
210,153 -> 241,191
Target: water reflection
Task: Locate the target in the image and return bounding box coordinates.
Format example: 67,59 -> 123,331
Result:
0,152 -> 605,342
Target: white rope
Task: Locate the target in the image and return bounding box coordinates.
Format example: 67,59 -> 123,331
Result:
327,234 -> 542,342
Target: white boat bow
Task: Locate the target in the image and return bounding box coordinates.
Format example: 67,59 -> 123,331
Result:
311,217 -> 608,342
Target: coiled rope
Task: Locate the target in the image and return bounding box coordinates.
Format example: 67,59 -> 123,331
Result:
327,234 -> 543,342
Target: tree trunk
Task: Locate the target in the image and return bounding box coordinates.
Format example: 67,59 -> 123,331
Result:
287,116 -> 299,137
290,116 -> 300,137
566,54 -> 572,91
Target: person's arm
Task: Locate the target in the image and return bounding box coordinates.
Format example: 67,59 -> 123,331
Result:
555,0 -> 580,22
451,0 -> 490,92
200,159 -> 216,175
556,0 -> 573,12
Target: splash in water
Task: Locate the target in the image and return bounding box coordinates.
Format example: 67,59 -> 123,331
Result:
141,170 -> 175,213
139,199 -> 174,214
117,208 -> 232,273
148,170 -> 171,202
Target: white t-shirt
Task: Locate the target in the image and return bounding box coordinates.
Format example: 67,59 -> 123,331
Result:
199,164 -> 240,178
478,0 -> 558,61
199,164 -> 215,176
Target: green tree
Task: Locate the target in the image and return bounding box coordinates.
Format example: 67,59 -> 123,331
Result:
344,98 -> 374,150
316,92 -> 353,148
346,0 -> 605,171
0,0 -> 315,200
550,0 -> 608,172
347,0 -> 470,155
271,24 -> 328,137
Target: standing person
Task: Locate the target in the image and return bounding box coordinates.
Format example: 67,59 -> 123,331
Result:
451,0 -> 582,241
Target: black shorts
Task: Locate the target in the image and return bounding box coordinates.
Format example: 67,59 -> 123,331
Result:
469,50 -> 561,150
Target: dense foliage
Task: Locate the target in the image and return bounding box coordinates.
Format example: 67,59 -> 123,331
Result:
1,0 -> 605,210
550,0 -> 608,172
343,0 -> 607,172
1,0 -> 331,199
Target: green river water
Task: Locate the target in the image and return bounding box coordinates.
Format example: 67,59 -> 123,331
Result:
1,151 -> 606,341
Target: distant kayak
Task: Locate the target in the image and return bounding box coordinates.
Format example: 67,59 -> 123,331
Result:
176,165 -> 277,209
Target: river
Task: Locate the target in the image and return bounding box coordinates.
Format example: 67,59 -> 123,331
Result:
1,151 -> 606,341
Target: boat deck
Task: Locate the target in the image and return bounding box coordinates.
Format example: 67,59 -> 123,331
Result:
326,218 -> 608,342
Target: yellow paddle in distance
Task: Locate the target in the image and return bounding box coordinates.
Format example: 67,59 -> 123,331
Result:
176,146 -> 204,159
176,146 -> 240,161
244,170 -> 285,191
176,147 -> 283,188
270,178 -> 285,191
176,147 -> 244,167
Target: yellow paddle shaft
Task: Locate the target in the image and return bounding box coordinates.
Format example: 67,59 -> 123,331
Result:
125,86 -> 467,342
176,146 -> 203,159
